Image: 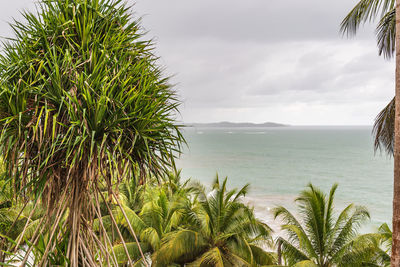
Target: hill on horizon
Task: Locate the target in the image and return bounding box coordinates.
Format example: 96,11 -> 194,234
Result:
186,121 -> 289,127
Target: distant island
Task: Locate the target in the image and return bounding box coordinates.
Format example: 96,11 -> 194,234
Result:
186,121 -> 289,128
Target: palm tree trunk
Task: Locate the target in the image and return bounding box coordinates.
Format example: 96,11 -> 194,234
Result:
277,239 -> 282,265
392,1 -> 400,265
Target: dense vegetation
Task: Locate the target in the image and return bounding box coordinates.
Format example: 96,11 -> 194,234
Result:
0,0 -> 395,266
0,168 -> 394,266
0,0 -> 183,265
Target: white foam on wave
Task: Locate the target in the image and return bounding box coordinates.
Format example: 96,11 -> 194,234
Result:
243,194 -> 297,238
244,132 -> 266,135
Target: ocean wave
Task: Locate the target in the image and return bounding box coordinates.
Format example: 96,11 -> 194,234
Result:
244,132 -> 266,134
243,194 -> 296,236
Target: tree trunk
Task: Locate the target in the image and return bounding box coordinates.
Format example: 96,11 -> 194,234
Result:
392,1 -> 400,265
277,239 -> 282,265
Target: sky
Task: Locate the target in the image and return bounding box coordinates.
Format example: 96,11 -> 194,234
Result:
0,0 -> 395,125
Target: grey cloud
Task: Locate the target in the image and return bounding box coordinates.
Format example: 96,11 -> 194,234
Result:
250,45 -> 393,101
0,0 -> 395,125
135,0 -> 376,43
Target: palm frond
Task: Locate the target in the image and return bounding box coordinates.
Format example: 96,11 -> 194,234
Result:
249,244 -> 277,266
278,238 -> 310,266
186,247 -> 225,267
340,0 -> 395,36
153,229 -> 208,265
376,8 -> 396,58
373,97 -> 395,155
275,184 -> 371,266
330,206 -> 370,259
113,242 -> 151,265
293,260 -> 319,267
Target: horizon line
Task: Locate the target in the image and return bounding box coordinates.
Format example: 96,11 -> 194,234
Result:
180,121 -> 373,127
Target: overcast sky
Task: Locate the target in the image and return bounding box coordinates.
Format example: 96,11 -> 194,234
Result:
1,1 -> 395,125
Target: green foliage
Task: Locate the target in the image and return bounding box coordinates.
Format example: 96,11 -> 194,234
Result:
0,0 -> 184,264
3,169 -> 395,266
0,178 -> 13,235
0,0 -> 183,205
30,231 -> 70,266
274,183 -> 377,266
92,174 -> 277,266
0,161 -> 46,264
92,171 -> 196,265
153,176 -> 276,266
360,223 -> 392,267
113,242 -> 151,266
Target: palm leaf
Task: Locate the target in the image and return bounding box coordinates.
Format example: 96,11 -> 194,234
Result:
373,96 -> 395,155
113,242 -> 151,265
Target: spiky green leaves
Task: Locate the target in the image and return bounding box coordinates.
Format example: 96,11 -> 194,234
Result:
0,0 -> 183,199
0,0 -> 183,265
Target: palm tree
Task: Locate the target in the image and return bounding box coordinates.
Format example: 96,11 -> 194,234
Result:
341,1 -> 400,265
273,183 -> 378,266
341,0 -> 396,59
153,176 -> 276,266
116,166 -> 160,214
113,185 -> 191,265
160,169 -> 195,198
92,173 -> 193,265
0,0 -> 184,265
364,223 -> 392,267
341,0 -> 396,154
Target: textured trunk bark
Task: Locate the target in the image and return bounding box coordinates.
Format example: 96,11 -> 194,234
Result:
392,1 -> 400,266
277,240 -> 282,265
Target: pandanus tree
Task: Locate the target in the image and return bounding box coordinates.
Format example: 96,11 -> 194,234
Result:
341,1 -> 400,265
153,176 -> 276,266
0,0 -> 183,265
0,170 -> 13,236
274,184 -> 376,267
0,160 -> 46,264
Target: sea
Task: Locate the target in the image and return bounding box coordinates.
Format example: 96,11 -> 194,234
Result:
176,126 -> 393,233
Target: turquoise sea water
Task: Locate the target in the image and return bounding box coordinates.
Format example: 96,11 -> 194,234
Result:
176,126 -> 393,232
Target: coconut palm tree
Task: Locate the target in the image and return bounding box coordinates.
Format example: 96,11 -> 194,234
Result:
341,0 -> 396,155
361,223 -> 393,266
115,166 -> 161,214
341,0 -> 396,59
273,183 -> 379,266
367,223 -> 392,267
341,1 -> 400,265
160,169 -> 195,198
153,176 -> 276,266
110,185 -> 191,265
90,171 -> 193,265
0,0 -> 184,265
